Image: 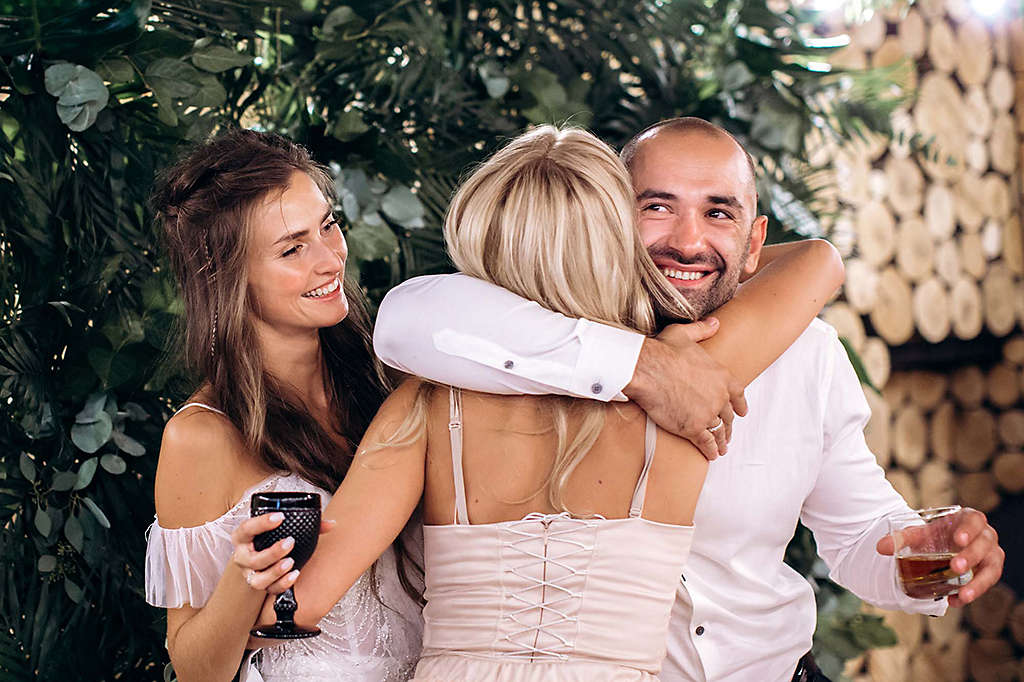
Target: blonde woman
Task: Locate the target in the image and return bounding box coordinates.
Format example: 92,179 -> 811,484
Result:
243,125 -> 844,680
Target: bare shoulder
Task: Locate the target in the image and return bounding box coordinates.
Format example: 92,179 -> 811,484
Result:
644,424 -> 709,525
154,406 -> 251,528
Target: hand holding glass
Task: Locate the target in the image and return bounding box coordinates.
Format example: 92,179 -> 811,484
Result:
249,492 -> 321,639
888,505 -> 972,600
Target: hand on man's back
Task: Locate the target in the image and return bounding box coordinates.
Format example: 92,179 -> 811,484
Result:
625,318 -> 747,460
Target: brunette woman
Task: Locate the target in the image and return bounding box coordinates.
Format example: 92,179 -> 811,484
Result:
144,130 -> 422,682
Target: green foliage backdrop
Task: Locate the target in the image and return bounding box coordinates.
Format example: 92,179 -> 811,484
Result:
1,1 -> 899,679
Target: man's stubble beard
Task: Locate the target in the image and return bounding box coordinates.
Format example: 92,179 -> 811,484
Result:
652,227 -> 754,319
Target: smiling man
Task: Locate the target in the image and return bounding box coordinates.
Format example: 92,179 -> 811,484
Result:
372,118 -> 1004,681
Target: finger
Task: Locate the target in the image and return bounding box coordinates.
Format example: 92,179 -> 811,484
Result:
247,557 -> 297,592
265,569 -> 302,596
729,382 -> 748,417
720,407 -> 735,444
876,533 -> 895,556
690,429 -> 720,462
247,535 -> 297,571
680,317 -> 720,343
319,518 -> 337,535
231,512 -> 285,545
952,509 -> 990,549
711,423 -> 727,456
950,547 -> 1005,605
950,525 -> 999,574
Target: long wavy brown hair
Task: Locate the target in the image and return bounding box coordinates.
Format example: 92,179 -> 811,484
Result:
152,128 -> 421,604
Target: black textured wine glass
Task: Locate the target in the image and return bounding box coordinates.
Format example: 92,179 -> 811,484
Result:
249,491 -> 321,639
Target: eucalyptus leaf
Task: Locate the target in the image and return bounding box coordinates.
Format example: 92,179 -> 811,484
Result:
34,505 -> 51,537
51,472 -> 78,492
331,110 -> 370,142
44,64 -> 109,131
479,61 -> 510,99
76,392 -> 109,424
188,74 -> 227,108
64,516 -> 84,552
43,63 -> 77,96
82,497 -> 111,529
146,59 -> 201,100
190,45 -> 251,73
100,454 -> 127,475
122,402 -> 149,421
323,6 -> 366,35
97,58 -> 136,84
74,458 -> 98,490
18,452 -> 35,482
37,555 -> 57,573
64,578 -> 83,604
346,224 -> 399,262
111,430 -> 146,457
380,185 -> 424,225
722,61 -> 756,91
71,412 -> 113,453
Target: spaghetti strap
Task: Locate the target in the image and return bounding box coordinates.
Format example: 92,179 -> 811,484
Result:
628,416 -> 657,519
173,401 -> 226,417
448,388 -> 470,525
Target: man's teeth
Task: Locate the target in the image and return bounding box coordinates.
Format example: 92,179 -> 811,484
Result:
302,277 -> 341,298
661,268 -> 705,281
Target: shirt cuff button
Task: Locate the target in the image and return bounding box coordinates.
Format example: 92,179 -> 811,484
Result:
590,382 -> 603,394
695,626 -> 705,636
504,360 -> 515,369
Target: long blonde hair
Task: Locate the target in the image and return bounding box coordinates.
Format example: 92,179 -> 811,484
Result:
388,126 -> 693,514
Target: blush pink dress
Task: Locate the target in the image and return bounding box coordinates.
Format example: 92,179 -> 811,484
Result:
412,390 -> 695,681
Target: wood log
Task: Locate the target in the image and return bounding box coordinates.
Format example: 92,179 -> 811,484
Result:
981,220 -> 1002,260
907,370 -> 948,410
823,302 -> 866,353
1010,17 -> 1024,70
1009,601 -> 1024,646
844,258 -> 880,314
857,201 -> 897,267
898,8 -> 927,58
930,401 -> 956,462
951,276 -> 984,340
945,0 -> 973,21
965,137 -> 989,174
913,276 -> 952,343
987,66 -> 1015,113
927,20 -> 959,74
958,471 -> 1001,513
967,582 -> 1016,636
917,0 -> 946,21
854,11 -> 887,52
868,168 -> 888,202
862,337 -> 891,389
998,410 -> 1024,448
951,366 -> 987,407
882,371 -> 910,407
983,262 -> 1018,337
968,637 -> 1016,682
954,408 -> 998,471
924,182 -> 956,241
955,172 -> 986,234
888,469 -> 920,509
919,459 -> 956,509
1002,216 -> 1022,276
993,452 -> 1024,493
830,45 -> 869,71
896,217 -> 933,282
935,240 -> 962,287
885,157 -> 925,217
872,38 -> 917,93
1003,337 -> 1024,365
868,643 -> 909,682
870,267 -> 915,345
982,173 -> 1011,219
915,72 -> 967,180
943,631 -> 970,682
958,232 -> 986,279
989,114 -> 1017,175
993,20 -> 1010,65
894,405 -> 928,471
835,150 -> 872,206
964,86 -> 994,139
926,606 -> 963,647
987,363 -> 1021,408
882,608 -> 925,649
956,18 -> 994,87
888,107 -> 916,160
865,387 -> 892,467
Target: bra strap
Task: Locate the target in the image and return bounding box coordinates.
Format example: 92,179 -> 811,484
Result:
174,401 -> 226,417
628,416 -> 658,518
448,388 -> 470,525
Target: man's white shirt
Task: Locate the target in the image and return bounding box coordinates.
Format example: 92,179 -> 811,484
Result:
375,273 -> 946,682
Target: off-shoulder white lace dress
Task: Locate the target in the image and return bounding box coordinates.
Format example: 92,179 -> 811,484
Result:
145,470 -> 423,681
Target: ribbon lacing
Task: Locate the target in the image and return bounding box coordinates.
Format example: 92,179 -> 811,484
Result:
499,512 -> 599,661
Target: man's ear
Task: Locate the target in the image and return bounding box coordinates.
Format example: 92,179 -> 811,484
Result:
743,215 -> 769,275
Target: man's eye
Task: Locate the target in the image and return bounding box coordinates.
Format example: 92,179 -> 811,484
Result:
708,209 -> 732,220
642,203 -> 668,213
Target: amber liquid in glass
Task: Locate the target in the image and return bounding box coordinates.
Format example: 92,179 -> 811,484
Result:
896,553 -> 964,599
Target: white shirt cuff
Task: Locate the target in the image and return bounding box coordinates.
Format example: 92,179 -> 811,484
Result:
570,319 -> 645,402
